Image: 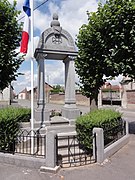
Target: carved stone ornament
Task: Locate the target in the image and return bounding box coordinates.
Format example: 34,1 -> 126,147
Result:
50,13 -> 62,37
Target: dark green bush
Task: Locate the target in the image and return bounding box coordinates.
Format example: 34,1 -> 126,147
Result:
76,109 -> 122,152
0,107 -> 31,152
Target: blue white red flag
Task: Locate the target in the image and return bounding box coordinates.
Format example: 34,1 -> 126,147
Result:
20,0 -> 31,54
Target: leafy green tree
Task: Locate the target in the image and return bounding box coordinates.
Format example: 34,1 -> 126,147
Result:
0,0 -> 23,91
51,85 -> 64,93
75,0 -> 135,110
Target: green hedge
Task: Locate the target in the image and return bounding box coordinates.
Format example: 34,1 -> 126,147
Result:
0,107 -> 31,152
76,109 -> 122,152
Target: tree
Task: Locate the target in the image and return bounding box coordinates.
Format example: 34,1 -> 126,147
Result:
75,0 -> 135,110
51,85 -> 64,93
0,0 -> 23,91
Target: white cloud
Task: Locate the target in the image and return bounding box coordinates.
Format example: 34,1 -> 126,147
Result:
13,69 -> 37,94
45,61 -> 65,85
7,0 -> 24,20
11,0 -> 100,93
33,0 -> 98,38
107,75 -> 123,85
51,0 -> 97,38
34,10 -> 51,33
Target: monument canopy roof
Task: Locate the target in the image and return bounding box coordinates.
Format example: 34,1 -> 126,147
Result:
34,13 -> 77,60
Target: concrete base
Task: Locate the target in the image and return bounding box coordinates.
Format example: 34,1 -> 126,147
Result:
104,134 -> 130,160
34,108 -> 50,126
68,119 -> 76,125
45,125 -> 76,133
62,107 -> 80,119
34,121 -> 45,129
0,153 -> 45,169
42,116 -> 69,127
40,165 -> 61,173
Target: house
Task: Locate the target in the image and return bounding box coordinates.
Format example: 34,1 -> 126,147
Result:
101,82 -> 122,100
121,77 -> 135,109
18,87 -> 30,100
0,85 -> 14,104
18,83 -> 53,102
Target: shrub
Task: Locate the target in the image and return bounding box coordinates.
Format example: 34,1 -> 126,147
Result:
76,109 -> 123,152
50,109 -> 62,117
0,107 -> 31,152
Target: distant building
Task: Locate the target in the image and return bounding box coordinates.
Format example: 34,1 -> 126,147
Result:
121,77 -> 135,109
18,87 -> 29,100
18,82 -> 53,102
0,85 -> 14,103
101,82 -> 122,100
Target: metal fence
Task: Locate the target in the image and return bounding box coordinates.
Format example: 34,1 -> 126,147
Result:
0,129 -> 46,158
104,120 -> 126,148
55,133 -> 97,168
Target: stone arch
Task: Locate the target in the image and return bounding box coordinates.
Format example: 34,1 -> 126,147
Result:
37,28 -> 76,51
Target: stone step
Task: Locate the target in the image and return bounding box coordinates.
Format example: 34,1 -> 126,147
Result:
20,124 -> 76,135
49,116 -> 69,125
45,125 -> 75,133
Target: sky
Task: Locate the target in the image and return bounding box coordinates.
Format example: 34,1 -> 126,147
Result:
8,0 -> 122,94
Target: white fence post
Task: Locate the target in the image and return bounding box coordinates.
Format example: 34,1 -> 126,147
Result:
93,128 -> 104,163
126,121 -> 129,134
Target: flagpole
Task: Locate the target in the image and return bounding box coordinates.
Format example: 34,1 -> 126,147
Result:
30,0 -> 34,154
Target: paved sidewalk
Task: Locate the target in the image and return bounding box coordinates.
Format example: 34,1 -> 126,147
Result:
0,135 -> 135,180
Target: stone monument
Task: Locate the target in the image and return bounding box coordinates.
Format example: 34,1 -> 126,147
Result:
34,13 -> 80,126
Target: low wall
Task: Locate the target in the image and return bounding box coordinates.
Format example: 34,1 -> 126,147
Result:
93,123 -> 129,163
104,134 -> 130,160
126,90 -> 135,109
50,93 -> 123,106
50,93 -> 64,105
127,90 -> 135,104
0,153 -> 45,169
0,125 -> 130,171
50,93 -> 90,106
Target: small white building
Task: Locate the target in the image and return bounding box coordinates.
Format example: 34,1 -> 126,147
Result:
18,87 -> 31,99
0,85 -> 14,103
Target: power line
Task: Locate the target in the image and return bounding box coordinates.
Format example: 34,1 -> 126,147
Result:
18,0 -> 49,21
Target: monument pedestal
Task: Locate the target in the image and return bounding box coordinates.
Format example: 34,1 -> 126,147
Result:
34,108 -> 50,128
62,107 -> 80,120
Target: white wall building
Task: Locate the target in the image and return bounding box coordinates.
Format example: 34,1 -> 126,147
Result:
0,85 -> 13,103
18,87 -> 31,100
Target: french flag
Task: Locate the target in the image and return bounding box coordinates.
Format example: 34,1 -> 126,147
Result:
20,0 -> 31,54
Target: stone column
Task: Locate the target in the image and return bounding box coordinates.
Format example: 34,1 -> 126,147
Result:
121,88 -> 127,108
98,89 -> 102,107
45,131 -> 57,168
62,56 -> 80,120
34,58 -> 50,127
37,59 -> 45,108
93,128 -> 104,163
